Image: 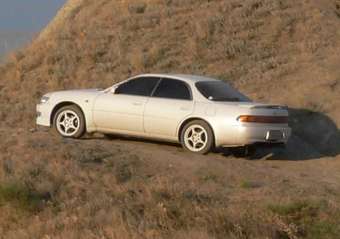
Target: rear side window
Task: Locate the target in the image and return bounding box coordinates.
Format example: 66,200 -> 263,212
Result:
115,77 -> 160,96
153,78 -> 191,100
196,81 -> 250,102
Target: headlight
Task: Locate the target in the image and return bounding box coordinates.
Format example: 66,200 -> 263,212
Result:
40,96 -> 50,104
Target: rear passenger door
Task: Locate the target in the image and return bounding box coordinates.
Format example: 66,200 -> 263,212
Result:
144,78 -> 194,138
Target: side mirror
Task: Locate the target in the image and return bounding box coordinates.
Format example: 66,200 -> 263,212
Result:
110,87 -> 117,94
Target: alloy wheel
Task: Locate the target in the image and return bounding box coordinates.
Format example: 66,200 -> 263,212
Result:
183,125 -> 208,152
56,110 -> 80,137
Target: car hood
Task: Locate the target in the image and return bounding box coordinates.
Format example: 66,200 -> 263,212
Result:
52,89 -> 101,94
48,89 -> 103,101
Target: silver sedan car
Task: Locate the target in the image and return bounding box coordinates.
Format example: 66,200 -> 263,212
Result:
36,74 -> 291,154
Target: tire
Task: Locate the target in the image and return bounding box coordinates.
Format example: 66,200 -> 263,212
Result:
53,105 -> 86,138
180,120 -> 214,154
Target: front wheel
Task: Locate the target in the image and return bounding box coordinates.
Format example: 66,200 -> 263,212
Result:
180,120 -> 214,154
53,105 -> 86,138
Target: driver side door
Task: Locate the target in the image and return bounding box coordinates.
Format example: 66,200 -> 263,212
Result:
93,77 -> 160,133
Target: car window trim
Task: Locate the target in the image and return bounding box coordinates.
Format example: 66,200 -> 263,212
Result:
151,78 -> 193,101
150,78 -> 162,97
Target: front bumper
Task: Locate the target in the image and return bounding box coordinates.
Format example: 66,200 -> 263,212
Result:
36,103 -> 52,127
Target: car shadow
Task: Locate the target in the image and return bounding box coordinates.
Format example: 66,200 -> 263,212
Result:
219,108 -> 340,161
81,108 -> 339,161
101,133 -> 183,148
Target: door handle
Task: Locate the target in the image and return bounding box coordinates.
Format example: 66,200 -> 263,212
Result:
180,107 -> 190,111
132,102 -> 143,106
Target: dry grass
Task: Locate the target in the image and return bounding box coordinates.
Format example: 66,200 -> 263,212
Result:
0,0 -> 340,128
0,0 -> 340,238
0,130 -> 339,239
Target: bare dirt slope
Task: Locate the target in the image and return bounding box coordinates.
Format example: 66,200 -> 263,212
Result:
0,0 -> 340,238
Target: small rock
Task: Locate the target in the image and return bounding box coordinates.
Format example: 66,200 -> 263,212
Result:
29,128 -> 37,133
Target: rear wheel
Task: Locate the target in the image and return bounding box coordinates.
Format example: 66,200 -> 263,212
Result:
53,105 -> 86,138
181,120 -> 214,154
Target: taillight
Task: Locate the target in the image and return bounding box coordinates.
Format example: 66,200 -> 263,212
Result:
237,115 -> 288,124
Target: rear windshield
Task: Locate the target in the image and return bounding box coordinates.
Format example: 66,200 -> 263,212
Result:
195,81 -> 250,102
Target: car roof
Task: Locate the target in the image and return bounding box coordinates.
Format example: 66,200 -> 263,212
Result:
134,74 -> 219,84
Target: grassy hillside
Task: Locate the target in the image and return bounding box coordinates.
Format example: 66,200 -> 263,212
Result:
0,0 -> 340,238
0,0 -> 340,152
1,0 -> 340,123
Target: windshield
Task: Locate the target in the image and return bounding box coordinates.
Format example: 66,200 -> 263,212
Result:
195,81 -> 251,102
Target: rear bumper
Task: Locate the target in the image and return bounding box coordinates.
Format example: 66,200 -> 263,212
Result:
36,104 -> 52,127
218,124 -> 292,147
239,125 -> 291,145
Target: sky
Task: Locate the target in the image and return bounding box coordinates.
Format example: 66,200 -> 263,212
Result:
0,0 -> 67,32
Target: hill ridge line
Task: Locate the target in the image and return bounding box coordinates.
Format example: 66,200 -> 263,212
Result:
37,0 -> 85,42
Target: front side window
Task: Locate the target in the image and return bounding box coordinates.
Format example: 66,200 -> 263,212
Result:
152,78 -> 191,100
196,81 -> 250,102
115,77 -> 160,96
